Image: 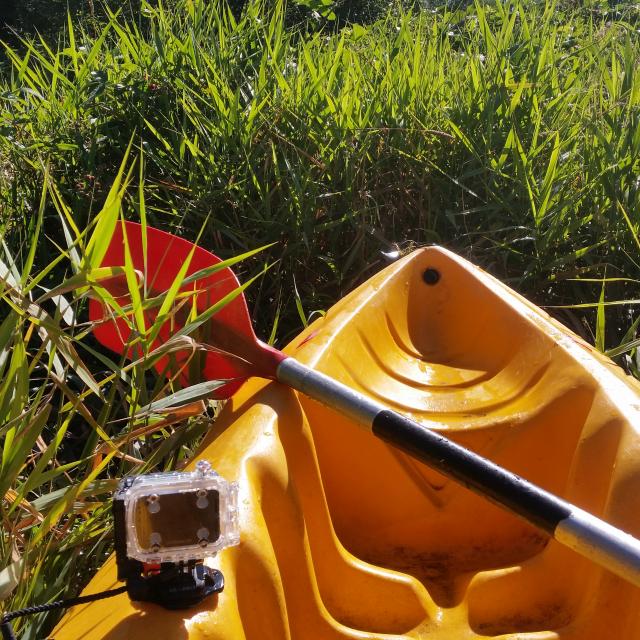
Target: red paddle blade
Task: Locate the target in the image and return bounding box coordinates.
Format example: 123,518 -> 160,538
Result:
89,221 -> 283,399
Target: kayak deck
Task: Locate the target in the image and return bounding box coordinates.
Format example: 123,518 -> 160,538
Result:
53,247 -> 640,639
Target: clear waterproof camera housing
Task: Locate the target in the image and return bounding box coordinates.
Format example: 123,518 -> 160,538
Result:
115,460 -> 240,564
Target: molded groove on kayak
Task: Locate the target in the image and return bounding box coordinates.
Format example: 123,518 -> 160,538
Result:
336,350 -> 552,419
355,326 -> 495,391
384,311 -> 433,361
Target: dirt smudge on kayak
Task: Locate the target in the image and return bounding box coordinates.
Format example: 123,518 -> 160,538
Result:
359,530 -> 549,608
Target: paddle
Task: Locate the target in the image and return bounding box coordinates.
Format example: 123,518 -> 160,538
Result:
90,221 -> 640,589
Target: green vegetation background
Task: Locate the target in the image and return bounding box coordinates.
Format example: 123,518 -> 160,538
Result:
1,0 -> 640,637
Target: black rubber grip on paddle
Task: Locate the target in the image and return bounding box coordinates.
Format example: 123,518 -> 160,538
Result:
372,410 -> 571,535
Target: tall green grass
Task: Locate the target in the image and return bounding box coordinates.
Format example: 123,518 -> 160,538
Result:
1,0 -> 639,346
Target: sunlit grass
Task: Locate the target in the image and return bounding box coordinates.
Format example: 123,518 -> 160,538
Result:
1,0 -> 638,345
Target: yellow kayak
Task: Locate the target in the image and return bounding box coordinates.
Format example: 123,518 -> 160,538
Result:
53,247 -> 640,639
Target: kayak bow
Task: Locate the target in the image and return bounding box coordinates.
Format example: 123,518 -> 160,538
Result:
87,222 -> 640,588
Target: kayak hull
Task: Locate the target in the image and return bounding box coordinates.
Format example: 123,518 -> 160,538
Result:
53,247 -> 640,639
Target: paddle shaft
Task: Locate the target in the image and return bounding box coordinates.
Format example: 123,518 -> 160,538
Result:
277,357 -> 640,588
